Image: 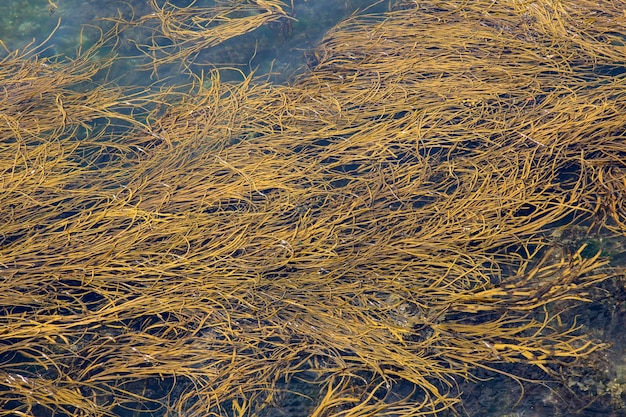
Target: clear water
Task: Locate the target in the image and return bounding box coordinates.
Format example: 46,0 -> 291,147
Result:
0,0 -> 390,84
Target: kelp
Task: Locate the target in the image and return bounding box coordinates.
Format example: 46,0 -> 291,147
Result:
1,0 -> 625,416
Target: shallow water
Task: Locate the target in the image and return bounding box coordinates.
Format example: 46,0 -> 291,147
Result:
0,0 -> 389,84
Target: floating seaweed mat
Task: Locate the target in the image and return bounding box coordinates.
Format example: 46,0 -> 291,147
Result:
1,0 -> 626,416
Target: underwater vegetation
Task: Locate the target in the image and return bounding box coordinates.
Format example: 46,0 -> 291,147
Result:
1,0 -> 626,416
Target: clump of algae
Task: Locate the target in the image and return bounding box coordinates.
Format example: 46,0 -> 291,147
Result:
1,0 -> 625,416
